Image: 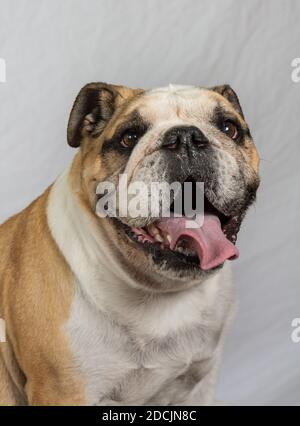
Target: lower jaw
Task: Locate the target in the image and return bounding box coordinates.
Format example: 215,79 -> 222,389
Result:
121,223 -> 222,274
151,246 -> 223,275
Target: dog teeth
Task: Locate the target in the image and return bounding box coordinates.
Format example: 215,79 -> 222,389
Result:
143,225 -> 173,247
154,233 -> 163,243
147,224 -> 164,243
162,233 -> 171,246
147,224 -> 158,236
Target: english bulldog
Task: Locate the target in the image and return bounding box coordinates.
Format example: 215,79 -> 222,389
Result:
0,83 -> 260,405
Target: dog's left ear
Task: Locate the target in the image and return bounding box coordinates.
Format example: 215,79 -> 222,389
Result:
67,82 -> 141,148
210,84 -> 244,118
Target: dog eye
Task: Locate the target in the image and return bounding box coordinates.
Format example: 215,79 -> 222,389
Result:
120,131 -> 139,148
222,121 -> 239,140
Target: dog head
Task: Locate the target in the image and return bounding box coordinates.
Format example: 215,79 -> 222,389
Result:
67,83 -> 260,291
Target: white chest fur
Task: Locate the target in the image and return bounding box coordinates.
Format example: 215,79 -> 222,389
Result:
65,272 -> 233,406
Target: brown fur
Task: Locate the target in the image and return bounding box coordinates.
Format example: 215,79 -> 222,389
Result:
0,189 -> 85,405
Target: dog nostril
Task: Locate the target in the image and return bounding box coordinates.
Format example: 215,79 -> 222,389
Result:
163,126 -> 208,150
163,134 -> 180,150
191,130 -> 208,147
167,142 -> 178,150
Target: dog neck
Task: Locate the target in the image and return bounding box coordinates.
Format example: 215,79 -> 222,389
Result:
47,164 -> 134,309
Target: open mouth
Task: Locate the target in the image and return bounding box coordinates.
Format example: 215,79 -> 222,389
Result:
121,188 -> 240,271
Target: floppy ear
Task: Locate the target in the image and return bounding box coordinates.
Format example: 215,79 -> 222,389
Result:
67,82 -> 140,148
210,84 -> 244,118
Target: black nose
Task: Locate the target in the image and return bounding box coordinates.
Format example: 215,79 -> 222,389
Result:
162,126 -> 209,150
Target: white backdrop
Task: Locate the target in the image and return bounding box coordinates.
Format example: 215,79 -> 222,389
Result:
0,0 -> 299,405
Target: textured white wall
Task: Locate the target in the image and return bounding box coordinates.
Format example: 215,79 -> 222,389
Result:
0,0 -> 299,405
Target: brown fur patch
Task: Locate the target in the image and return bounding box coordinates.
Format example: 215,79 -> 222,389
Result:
0,189 -> 86,405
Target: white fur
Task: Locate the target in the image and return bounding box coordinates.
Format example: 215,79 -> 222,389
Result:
47,168 -> 236,405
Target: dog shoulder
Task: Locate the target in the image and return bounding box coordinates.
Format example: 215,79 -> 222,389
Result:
0,183 -> 86,405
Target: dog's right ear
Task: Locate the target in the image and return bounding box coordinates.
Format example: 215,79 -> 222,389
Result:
67,83 -> 141,148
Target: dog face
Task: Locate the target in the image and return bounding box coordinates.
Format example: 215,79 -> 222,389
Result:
67,83 -> 259,291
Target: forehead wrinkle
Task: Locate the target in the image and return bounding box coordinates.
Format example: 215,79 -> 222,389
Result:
137,90 -> 218,125
146,84 -> 197,95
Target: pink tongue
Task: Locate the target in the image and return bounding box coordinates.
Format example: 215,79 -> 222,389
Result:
156,214 -> 239,270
